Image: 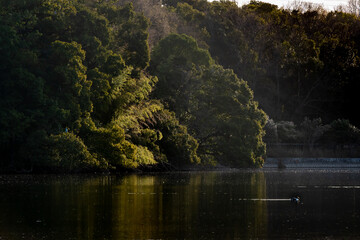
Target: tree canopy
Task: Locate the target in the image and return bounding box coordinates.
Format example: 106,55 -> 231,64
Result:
150,34 -> 267,167
161,0 -> 360,126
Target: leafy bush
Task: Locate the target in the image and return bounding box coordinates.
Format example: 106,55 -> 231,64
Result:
319,119 -> 360,145
264,119 -> 278,143
46,133 -> 99,172
300,117 -> 329,146
80,124 -> 140,169
155,110 -> 200,167
276,121 -> 302,143
135,145 -> 157,166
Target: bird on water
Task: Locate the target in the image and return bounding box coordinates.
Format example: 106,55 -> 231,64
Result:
291,196 -> 300,204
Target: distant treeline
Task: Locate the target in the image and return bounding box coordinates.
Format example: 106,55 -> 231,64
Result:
131,0 -> 360,156
151,0 -> 360,126
265,118 -> 360,157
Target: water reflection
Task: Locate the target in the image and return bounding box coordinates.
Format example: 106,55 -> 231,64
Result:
0,170 -> 359,239
110,172 -> 268,239
264,170 -> 360,239
0,172 -> 267,239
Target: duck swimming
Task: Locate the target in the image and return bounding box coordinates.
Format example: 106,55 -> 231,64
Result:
291,196 -> 300,204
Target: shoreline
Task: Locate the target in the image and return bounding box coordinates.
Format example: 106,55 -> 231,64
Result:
2,158 -> 360,174
264,157 -> 360,168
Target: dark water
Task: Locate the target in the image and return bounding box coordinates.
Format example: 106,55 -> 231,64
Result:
0,169 -> 359,239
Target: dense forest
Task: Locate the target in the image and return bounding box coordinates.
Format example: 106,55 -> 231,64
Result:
1,0 -> 360,172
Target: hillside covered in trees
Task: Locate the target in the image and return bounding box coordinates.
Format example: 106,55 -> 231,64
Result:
1,0 -> 360,172
130,0 -> 360,151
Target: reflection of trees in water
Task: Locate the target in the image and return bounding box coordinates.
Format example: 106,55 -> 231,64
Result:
252,172 -> 268,238
0,173 -> 267,239
111,172 -> 267,239
0,176 -> 115,240
2,172 -> 360,239
41,176 -> 115,240
111,175 -> 165,239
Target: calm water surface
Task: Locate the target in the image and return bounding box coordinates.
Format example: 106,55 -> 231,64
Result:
0,169 -> 359,239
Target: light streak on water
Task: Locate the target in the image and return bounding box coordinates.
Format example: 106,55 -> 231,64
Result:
238,198 -> 292,201
327,186 -> 360,189
294,185 -> 360,189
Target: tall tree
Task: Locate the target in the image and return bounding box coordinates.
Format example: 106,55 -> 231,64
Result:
151,34 -> 266,167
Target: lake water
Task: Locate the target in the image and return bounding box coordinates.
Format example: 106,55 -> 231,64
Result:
0,169 -> 359,239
